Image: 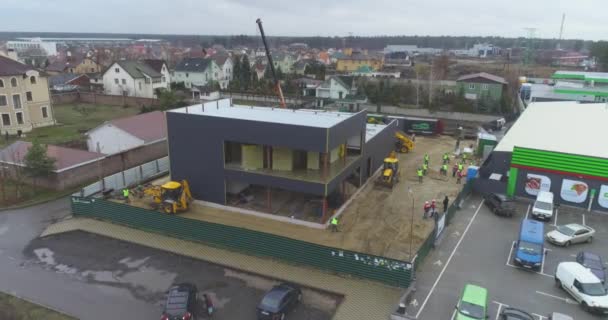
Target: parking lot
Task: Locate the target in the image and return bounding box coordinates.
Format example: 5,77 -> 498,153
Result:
411,194 -> 608,320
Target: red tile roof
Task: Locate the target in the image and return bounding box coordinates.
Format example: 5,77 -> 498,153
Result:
109,111 -> 167,143
0,141 -> 105,172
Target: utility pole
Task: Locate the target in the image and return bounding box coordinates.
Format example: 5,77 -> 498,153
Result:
428,62 -> 433,108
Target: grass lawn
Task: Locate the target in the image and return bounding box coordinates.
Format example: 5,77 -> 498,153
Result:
1,103 -> 141,148
0,291 -> 76,320
0,180 -> 69,208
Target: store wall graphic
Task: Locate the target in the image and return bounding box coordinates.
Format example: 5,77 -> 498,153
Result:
524,173 -> 551,196
598,185 -> 608,209
560,179 -> 589,204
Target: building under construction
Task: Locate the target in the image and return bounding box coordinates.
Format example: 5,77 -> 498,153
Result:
166,99 -> 397,221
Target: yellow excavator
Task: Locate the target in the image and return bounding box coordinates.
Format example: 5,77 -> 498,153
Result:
144,180 -> 192,214
377,152 -> 400,188
395,131 -> 415,153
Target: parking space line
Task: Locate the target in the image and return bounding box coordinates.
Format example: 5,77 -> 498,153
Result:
535,291 -> 577,304
582,213 -> 586,226
415,199 -> 485,319
541,249 -> 546,274
506,241 -> 516,266
450,308 -> 457,320
553,208 -> 558,226
492,301 -> 508,320
505,242 -> 553,278
525,204 -> 530,220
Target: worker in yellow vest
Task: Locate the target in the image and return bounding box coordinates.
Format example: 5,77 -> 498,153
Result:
422,163 -> 428,176
441,164 -> 448,176
424,154 -> 430,165
123,188 -> 130,203
417,168 -> 423,183
330,217 -> 339,232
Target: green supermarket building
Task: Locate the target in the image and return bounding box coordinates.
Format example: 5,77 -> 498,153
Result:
478,101 -> 608,212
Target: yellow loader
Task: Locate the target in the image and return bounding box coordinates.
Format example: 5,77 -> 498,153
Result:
144,180 -> 192,214
376,153 -> 400,188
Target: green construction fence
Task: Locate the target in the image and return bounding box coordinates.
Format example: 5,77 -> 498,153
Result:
71,196 -> 413,288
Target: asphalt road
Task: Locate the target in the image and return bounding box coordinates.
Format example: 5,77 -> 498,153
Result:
409,194 -> 607,320
0,198 -> 338,320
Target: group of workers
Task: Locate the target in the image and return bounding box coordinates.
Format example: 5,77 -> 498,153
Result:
417,152 -> 468,184
423,196 -> 450,219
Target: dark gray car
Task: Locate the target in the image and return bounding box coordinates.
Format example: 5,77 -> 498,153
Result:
484,193 -> 516,217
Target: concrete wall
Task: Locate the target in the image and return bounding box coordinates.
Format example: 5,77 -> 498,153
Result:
360,120 -> 399,182
51,92 -> 160,108
4,140 -> 167,190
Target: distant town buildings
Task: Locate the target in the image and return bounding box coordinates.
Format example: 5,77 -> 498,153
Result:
456,72 -> 508,105
0,55 -> 55,134
335,49 -> 384,72
7,38 -> 58,56
522,71 -> 608,104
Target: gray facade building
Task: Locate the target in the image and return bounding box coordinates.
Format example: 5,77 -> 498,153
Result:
166,99 -> 397,218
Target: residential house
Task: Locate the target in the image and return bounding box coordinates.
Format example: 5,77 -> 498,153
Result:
49,73 -> 90,92
254,63 -> 266,80
271,52 -> 296,74
86,111 -> 167,155
191,85 -> 220,101
456,72 -> 507,103
314,76 -> 367,110
102,60 -> 169,98
211,54 -> 233,89
0,55 -> 55,134
336,53 -> 384,72
293,60 -> 310,75
143,59 -> 171,85
172,58 -> 221,89
46,56 -> 102,75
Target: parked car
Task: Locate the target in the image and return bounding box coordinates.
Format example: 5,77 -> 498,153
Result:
531,191 -> 554,221
483,193 -> 516,217
500,307 -> 534,320
555,262 -> 608,314
514,219 -> 544,270
257,283 -> 302,320
577,251 -> 606,283
455,284 -> 488,320
546,224 -> 595,247
161,283 -> 198,320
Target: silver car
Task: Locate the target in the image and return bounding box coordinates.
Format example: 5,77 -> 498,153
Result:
546,223 -> 595,247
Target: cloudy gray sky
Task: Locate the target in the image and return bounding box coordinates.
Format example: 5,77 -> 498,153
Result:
2,0 -> 607,40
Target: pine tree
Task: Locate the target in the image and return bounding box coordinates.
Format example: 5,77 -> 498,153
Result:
23,140 -> 56,191
241,55 -> 251,90
232,56 -> 242,89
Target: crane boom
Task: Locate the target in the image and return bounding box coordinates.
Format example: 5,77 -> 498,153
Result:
256,18 -> 286,108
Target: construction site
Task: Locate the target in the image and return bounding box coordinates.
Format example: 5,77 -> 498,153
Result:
116,99 -> 472,261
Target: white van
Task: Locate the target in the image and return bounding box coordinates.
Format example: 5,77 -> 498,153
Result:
532,191 -> 553,220
555,262 -> 608,313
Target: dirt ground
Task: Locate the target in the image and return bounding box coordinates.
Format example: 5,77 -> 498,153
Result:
123,135 -> 473,261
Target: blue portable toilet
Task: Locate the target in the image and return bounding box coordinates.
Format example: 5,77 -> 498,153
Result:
466,166 -> 479,182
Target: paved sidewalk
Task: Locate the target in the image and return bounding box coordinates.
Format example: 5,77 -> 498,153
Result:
42,218 -> 402,320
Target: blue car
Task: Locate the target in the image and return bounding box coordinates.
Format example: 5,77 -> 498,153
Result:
577,251 -> 606,283
513,219 -> 544,270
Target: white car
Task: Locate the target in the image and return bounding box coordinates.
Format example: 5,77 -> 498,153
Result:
546,223 -> 595,247
555,262 -> 608,313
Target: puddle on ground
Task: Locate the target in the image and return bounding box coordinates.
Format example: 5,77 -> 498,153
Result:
119,257 -> 150,269
82,270 -> 120,283
224,269 -> 276,291
119,266 -> 176,292
33,248 -> 56,265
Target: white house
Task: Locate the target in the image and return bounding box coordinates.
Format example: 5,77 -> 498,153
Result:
102,60 -> 169,98
211,55 -> 233,89
172,58 -> 221,89
143,59 -> 171,85
315,76 -> 356,100
86,111 -> 167,155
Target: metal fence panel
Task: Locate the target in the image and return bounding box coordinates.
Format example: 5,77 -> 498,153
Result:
71,197 -> 413,288
157,157 -> 170,172
82,181 -> 103,197
123,167 -> 141,187
103,172 -> 124,191
141,161 -> 159,179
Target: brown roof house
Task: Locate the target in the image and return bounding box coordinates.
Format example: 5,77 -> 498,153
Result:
85,111 -> 167,155
0,140 -> 105,190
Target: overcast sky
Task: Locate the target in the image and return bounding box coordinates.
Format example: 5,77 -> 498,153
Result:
2,0 -> 607,41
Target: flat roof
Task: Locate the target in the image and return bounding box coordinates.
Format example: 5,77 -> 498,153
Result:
553,70 -> 608,81
365,123 -> 388,142
169,99 -> 358,128
494,101 -> 608,159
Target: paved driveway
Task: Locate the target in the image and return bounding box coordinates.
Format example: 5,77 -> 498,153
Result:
409,195 -> 607,320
